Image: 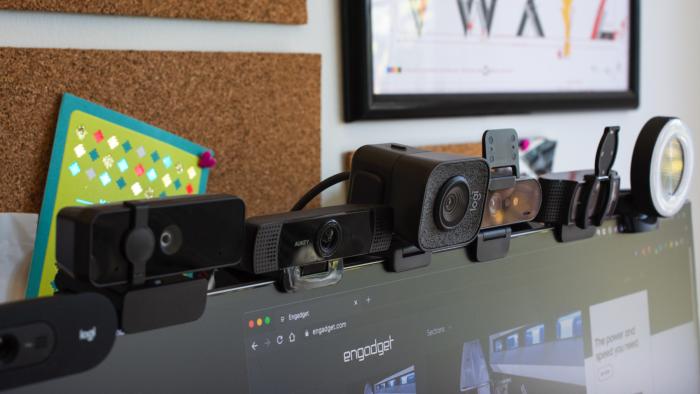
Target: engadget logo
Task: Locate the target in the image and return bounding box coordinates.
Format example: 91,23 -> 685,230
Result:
343,335 -> 395,363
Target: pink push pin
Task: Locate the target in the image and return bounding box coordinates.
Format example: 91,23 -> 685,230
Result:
519,139 -> 530,151
198,151 -> 217,169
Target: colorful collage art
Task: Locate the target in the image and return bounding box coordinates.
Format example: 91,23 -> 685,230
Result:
27,93 -> 211,297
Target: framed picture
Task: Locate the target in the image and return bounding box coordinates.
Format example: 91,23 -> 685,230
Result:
342,0 -> 639,121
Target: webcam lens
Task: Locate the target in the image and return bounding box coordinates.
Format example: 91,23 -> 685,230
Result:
0,334 -> 19,366
435,176 -> 470,230
160,225 -> 183,256
488,192 -> 503,216
316,220 -> 342,258
660,137 -> 684,196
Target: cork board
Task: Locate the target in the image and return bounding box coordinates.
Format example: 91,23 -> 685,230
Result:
344,143 -> 482,171
0,0 -> 307,24
0,48 -> 321,217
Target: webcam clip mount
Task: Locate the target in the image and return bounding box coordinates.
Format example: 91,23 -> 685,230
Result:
385,239 -> 432,272
57,201 -> 209,333
281,259 -> 344,292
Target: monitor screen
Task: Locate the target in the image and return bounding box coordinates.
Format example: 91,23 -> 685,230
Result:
10,206 -> 699,394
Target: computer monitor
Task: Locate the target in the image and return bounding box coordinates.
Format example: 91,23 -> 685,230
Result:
9,206 -> 699,393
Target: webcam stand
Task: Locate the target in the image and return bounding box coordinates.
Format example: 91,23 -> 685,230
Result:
468,129 -> 519,262
555,224 -> 597,243
56,201 -> 209,334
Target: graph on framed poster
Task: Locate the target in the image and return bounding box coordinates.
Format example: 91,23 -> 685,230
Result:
342,0 -> 639,120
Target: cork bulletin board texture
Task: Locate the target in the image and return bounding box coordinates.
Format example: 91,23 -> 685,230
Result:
0,48 -> 321,217
0,0 -> 307,24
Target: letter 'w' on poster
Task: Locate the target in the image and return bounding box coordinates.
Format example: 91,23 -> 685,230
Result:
585,291 -> 653,393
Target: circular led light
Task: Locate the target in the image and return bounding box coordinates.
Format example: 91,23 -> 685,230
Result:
631,117 -> 694,217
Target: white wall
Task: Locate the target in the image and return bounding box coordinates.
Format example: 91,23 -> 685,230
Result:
1,1 -> 699,253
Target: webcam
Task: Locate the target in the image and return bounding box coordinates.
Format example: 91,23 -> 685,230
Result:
0,293 -> 117,391
57,194 -> 245,287
469,129 -> 542,262
536,126 -> 621,242
618,117 -> 694,232
347,143 -> 489,255
480,129 -> 542,231
240,204 -> 392,291
54,194 -> 245,333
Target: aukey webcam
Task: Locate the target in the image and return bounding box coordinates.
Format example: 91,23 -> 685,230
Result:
240,204 -> 393,291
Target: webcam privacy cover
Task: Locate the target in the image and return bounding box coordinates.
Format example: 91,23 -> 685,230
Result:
27,94 -> 213,298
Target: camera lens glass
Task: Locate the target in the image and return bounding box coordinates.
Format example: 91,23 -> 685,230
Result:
488,192 -> 503,216
435,176 -> 470,230
160,225 -> 183,256
640,118 -> 694,218
0,334 -> 19,365
660,137 -> 684,196
315,220 -> 342,258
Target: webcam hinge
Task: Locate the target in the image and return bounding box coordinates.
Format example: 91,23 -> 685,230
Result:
281,260 -> 343,292
385,241 -> 432,272
489,174 -> 516,191
469,227 -> 512,262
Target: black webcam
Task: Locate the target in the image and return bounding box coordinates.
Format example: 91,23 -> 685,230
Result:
480,129 -> 542,231
536,126 -> 621,242
54,194 -> 245,333
57,194 -> 245,287
0,293 -> 117,391
347,143 -> 489,253
240,204 -> 392,291
469,129 -> 542,262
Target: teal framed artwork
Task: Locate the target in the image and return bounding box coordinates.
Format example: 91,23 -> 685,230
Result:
27,94 -> 211,297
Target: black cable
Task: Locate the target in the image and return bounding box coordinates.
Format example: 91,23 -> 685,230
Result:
291,172 -> 350,211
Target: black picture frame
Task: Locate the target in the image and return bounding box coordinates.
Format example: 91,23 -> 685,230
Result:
342,0 -> 640,122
